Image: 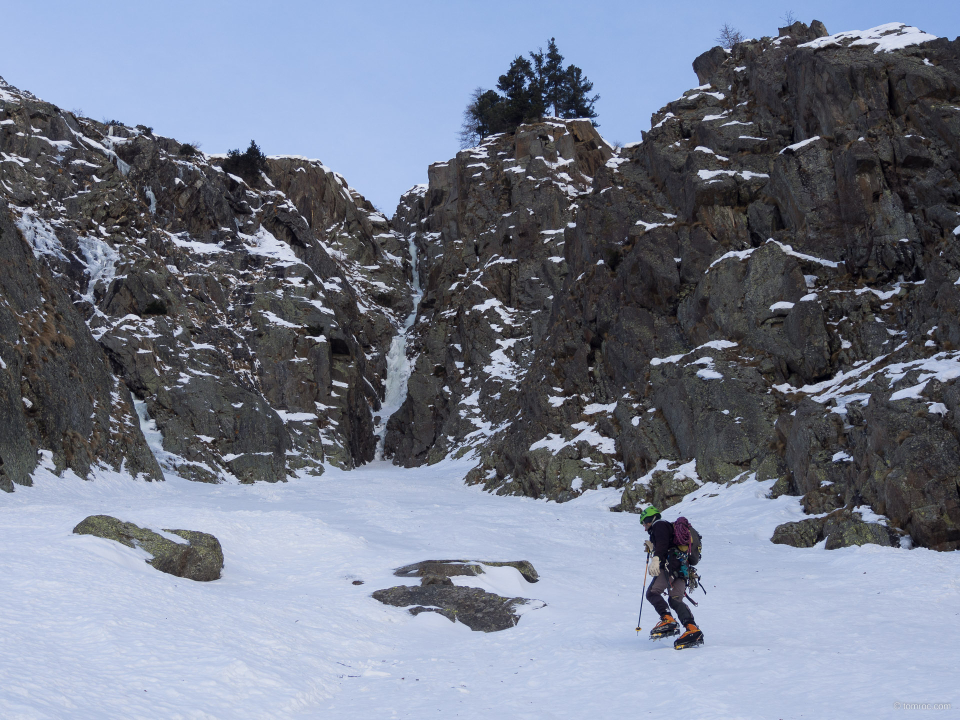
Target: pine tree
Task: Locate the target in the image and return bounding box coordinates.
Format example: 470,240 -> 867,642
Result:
560,65 -> 599,123
457,39 -> 600,147
527,47 -> 548,121
459,88 -> 506,148
222,140 -> 267,184
542,38 -> 565,117
497,56 -> 537,128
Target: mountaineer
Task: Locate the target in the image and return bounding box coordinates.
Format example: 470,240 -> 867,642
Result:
640,506 -> 704,649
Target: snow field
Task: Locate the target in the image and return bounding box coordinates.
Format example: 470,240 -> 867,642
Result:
1,460 -> 957,719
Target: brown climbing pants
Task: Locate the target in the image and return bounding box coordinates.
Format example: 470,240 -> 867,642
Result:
646,573 -> 695,626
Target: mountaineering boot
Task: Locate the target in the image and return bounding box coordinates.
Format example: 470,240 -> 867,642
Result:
673,623 -> 704,650
649,614 -> 679,639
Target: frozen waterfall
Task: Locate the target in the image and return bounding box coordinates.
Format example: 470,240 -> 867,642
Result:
373,236 -> 422,459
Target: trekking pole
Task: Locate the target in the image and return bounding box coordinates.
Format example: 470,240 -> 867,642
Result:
636,551 -> 650,634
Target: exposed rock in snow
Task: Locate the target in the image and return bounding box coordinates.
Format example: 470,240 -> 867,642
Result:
393,559 -> 540,584
73,514 -> 224,581
373,558 -> 543,631
771,508 -> 901,550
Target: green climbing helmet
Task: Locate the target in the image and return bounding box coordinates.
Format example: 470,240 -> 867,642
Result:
639,506 -> 661,524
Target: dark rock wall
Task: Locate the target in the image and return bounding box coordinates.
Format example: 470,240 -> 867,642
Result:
4,23 -> 960,552
0,77 -> 413,485
388,24 -> 960,550
385,120 -> 613,468
0,205 -> 161,489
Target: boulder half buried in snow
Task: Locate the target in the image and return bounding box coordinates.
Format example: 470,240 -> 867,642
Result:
73,515 -> 224,581
392,559 -> 540,583
374,559 -> 543,631
771,509 -> 901,549
373,585 -> 543,632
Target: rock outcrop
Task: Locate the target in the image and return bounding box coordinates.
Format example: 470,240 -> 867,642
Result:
73,514 -> 224,581
385,22 -> 960,551
373,559 -> 543,631
0,205 -> 161,489
386,119 -> 614,475
772,508 -> 901,549
373,585 -> 540,632
393,559 -> 540,583
0,76 -> 413,486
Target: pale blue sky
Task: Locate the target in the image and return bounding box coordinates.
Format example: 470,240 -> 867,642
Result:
1,1 -> 956,213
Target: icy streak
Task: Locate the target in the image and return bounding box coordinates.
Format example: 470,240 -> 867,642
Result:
374,235 -> 422,459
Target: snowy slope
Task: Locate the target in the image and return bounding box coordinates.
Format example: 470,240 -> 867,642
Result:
1,461 -> 956,719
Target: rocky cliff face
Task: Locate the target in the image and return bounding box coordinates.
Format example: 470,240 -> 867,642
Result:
386,22 -> 960,551
4,21 -> 960,552
385,119 -> 613,466
0,77 -> 413,487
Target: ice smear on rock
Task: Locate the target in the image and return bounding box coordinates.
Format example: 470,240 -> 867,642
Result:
14,208 -> 67,260
375,235 -> 422,459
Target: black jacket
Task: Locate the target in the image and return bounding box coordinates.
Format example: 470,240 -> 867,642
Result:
647,519 -> 674,564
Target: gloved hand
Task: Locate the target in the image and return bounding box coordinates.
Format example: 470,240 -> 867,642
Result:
648,556 -> 661,576
643,540 -> 654,553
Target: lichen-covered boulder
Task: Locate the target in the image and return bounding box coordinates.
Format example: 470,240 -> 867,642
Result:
771,509 -> 900,550
73,514 -> 224,581
771,516 -> 827,548
822,512 -> 900,550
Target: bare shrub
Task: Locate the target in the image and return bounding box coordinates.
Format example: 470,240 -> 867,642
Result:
717,23 -> 744,49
